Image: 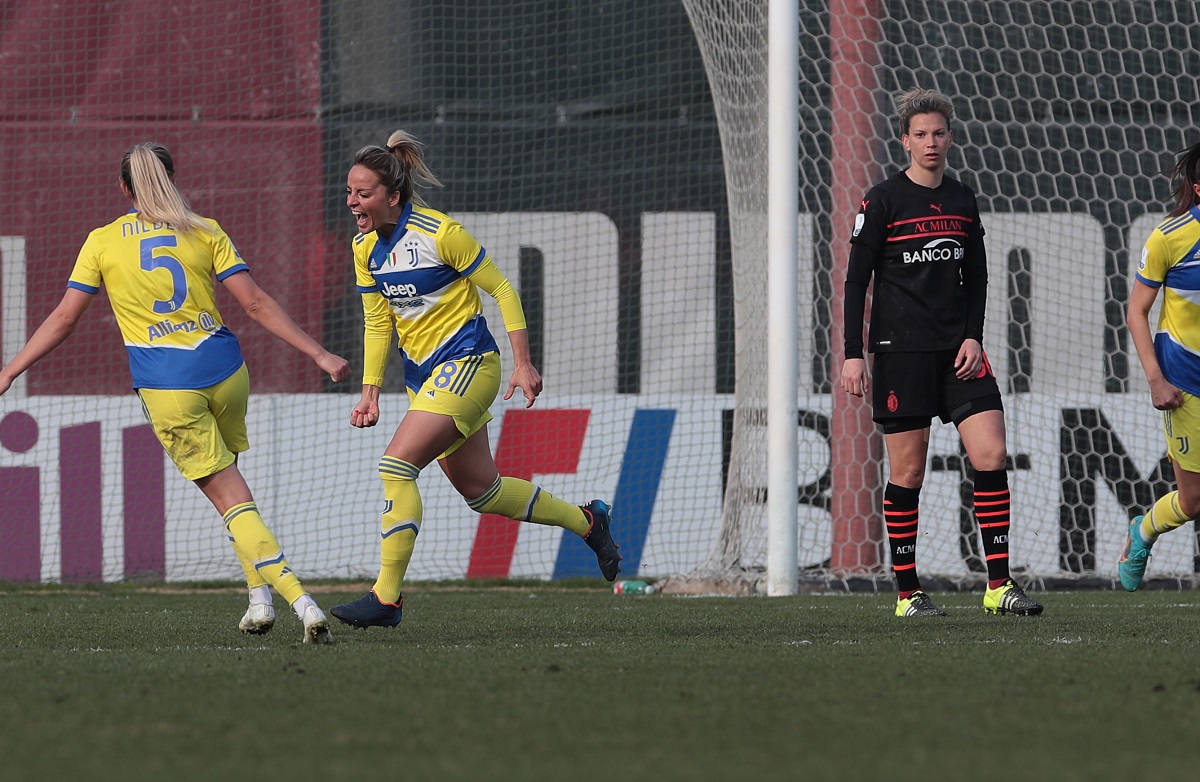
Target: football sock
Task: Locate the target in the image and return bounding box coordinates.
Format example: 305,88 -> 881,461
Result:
973,469 -> 1012,584
229,541 -> 270,591
247,585 -> 272,606
466,476 -> 590,537
373,456 -> 422,605
1141,491 -> 1190,543
223,502 -> 305,605
290,593 -> 318,619
884,482 -> 922,594
225,455 -> 268,594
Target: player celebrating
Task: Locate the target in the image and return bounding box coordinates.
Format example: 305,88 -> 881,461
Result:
1121,141 -> 1200,590
331,131 -> 619,629
839,88 -> 1043,618
0,142 -> 350,643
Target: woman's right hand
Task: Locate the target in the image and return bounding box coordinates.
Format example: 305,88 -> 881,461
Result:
316,351 -> 351,383
840,358 -> 868,398
1148,375 -> 1184,411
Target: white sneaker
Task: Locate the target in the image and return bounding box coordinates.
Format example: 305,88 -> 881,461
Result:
238,603 -> 276,635
302,605 -> 333,645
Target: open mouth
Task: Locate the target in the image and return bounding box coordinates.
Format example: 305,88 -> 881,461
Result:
352,211 -> 369,230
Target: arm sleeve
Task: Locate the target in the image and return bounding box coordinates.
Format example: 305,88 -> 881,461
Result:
961,218 -> 989,344
352,239 -> 392,386
353,239 -> 379,293
1137,229 -> 1169,288
843,242 -> 874,360
66,231 -> 103,294
843,190 -> 885,360
467,256 -> 527,332
208,220 -> 250,281
361,292 -> 393,387
436,217 -> 526,330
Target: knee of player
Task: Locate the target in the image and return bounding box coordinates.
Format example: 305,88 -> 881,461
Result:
887,464 -> 927,487
1176,490 -> 1200,521
378,456 -> 420,482
967,447 -> 1007,472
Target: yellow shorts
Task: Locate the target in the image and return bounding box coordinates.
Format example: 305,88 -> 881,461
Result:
1163,391 -> 1200,472
136,363 -> 250,481
407,352 -> 500,458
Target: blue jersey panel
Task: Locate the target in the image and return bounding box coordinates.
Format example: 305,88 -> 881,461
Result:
1165,259 -> 1200,292
401,315 -> 499,391
126,327 -> 245,390
1155,333 -> 1200,398
375,265 -> 462,297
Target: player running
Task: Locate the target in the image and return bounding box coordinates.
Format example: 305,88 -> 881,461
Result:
330,131 -> 619,629
1121,140 -> 1200,590
0,142 -> 350,643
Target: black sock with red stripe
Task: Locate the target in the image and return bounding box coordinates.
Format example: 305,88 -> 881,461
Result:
973,468 -> 1012,587
884,482 -> 922,595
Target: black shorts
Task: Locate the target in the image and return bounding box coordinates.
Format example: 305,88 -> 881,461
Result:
871,349 -> 1003,434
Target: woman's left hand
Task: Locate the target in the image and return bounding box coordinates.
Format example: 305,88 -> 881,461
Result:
504,363 -> 543,408
954,338 -> 983,380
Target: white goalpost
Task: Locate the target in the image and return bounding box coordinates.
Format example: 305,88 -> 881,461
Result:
766,0 -> 800,596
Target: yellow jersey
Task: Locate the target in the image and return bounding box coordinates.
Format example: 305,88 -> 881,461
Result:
67,210 -> 246,390
354,204 -> 505,391
1137,205 -> 1200,395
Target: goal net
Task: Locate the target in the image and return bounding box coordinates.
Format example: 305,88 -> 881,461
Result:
675,0 -> 1200,592
0,0 -> 727,585
0,0 -> 1193,590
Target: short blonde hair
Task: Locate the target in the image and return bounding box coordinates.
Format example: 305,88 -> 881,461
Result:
894,88 -> 955,136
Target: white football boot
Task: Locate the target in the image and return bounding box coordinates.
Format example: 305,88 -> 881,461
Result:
301,604 -> 333,645
238,602 -> 276,635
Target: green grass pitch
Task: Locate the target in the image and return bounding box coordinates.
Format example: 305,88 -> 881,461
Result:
0,584 -> 1197,781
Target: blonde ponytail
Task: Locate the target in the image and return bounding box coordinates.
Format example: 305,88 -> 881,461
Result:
385,130 -> 442,207
120,143 -> 207,233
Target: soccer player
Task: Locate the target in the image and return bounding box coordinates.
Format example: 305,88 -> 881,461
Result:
0,142 -> 350,644
839,88 -> 1043,618
330,131 -> 620,629
1120,140 -> 1200,590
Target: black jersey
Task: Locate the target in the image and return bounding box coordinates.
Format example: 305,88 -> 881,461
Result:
843,170 -> 988,356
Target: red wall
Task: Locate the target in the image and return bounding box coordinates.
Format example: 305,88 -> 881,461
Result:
0,2 -> 320,122
0,2 -> 331,393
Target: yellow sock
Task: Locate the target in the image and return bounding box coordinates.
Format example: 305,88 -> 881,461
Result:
223,502 -> 305,605
373,456 -> 422,604
1140,491 -> 1191,542
227,538 -> 269,590
466,476 -> 589,537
